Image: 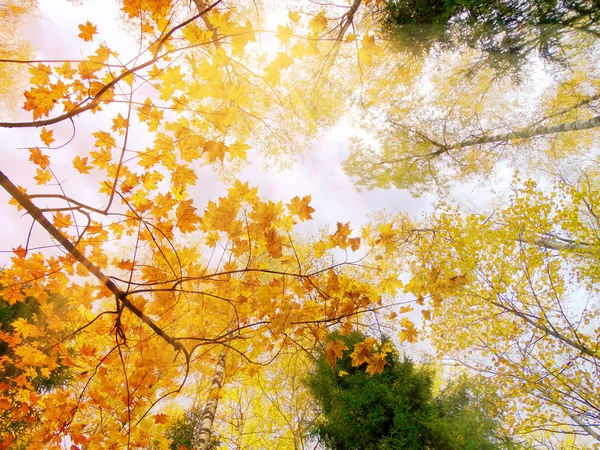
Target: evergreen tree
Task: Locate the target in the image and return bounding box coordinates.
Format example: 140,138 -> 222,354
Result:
307,333 -> 523,450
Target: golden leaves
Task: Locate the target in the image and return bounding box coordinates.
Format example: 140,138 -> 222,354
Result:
309,11 -> 328,35
29,148 -> 49,169
78,21 -> 98,42
39,128 -> 54,146
399,317 -> 418,343
264,53 -> 294,86
23,82 -> 67,119
286,195 -> 315,221
175,200 -> 201,233
325,339 -> 348,367
264,228 -> 285,258
329,222 -> 360,250
29,63 -> 51,86
73,155 -> 91,174
365,352 -> 387,376
350,337 -> 376,367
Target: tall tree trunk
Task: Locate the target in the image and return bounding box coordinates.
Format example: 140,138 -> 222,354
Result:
192,350 -> 227,450
430,114 -> 600,156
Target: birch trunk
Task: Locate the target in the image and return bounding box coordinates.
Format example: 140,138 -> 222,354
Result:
192,351 -> 227,450
433,114 -> 600,156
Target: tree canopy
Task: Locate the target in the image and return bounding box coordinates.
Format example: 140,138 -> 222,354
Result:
0,0 -> 599,449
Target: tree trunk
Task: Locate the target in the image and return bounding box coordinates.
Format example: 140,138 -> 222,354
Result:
192,350 -> 227,450
567,411 -> 600,442
432,114 -> 600,156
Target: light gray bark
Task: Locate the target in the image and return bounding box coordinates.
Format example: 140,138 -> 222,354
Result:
433,115 -> 600,156
518,236 -> 597,252
192,351 -> 227,450
567,411 -> 600,442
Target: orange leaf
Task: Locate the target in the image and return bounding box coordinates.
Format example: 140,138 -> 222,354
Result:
78,21 -> 98,42
366,352 -> 387,376
287,195 -> 315,221
53,211 -> 73,229
73,155 -> 91,174
40,128 -> 55,146
154,413 -> 169,424
350,337 -> 376,367
325,339 -> 348,368
348,237 -> 361,251
264,228 -> 284,258
29,148 -> 50,169
399,318 -> 418,343
176,200 -> 201,233
12,246 -> 27,259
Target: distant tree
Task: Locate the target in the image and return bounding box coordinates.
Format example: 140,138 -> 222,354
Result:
306,332 -> 522,450
379,0 -> 600,74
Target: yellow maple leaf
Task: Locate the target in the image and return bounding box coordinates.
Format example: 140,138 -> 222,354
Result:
111,112 -> 129,134
53,211 -> 73,229
350,337 -> 376,367
34,168 -> 52,185
228,141 -> 250,161
325,339 -> 348,368
366,352 -> 387,376
288,11 -> 300,22
12,318 -> 44,338
175,200 -> 201,233
29,148 -> 50,169
39,127 -> 55,146
93,130 -> 116,150
399,318 -> 418,343
23,82 -> 67,119
309,11 -> 328,35
56,61 -> 76,79
73,155 -> 91,174
264,53 -> 294,85
286,195 -> 315,221
29,63 -> 51,86
171,165 -> 198,197
78,21 -> 98,42
277,25 -> 293,44
264,228 -> 284,258
203,140 -> 228,163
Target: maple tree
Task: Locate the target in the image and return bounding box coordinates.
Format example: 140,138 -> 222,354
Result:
0,1 -> 410,448
1,0 -> 599,448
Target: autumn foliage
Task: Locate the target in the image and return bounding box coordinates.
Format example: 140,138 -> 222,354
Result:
1,0 -> 600,448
